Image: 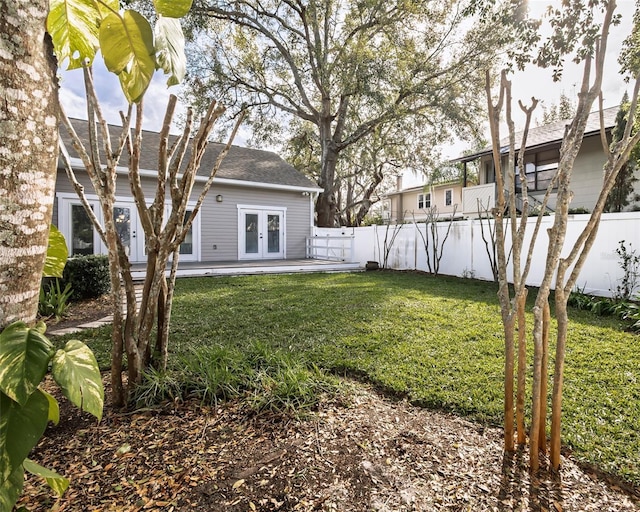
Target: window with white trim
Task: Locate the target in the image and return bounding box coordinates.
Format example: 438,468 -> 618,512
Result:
418,193 -> 431,209
445,189 -> 453,206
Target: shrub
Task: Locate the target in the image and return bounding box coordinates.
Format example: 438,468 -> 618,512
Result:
63,255 -> 110,300
38,279 -> 73,320
568,207 -> 590,214
610,240 -> 640,301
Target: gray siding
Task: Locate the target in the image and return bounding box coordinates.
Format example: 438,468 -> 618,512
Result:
568,136 -> 608,210
199,182 -> 312,261
54,169 -> 313,262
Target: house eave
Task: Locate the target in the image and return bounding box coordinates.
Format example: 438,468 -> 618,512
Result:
63,157 -> 323,194
452,125 -> 612,164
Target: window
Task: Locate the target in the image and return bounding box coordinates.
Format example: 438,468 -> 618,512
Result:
418,193 -> 431,209
71,204 -> 94,255
445,189 -> 453,206
179,210 -> 194,255
514,149 -> 559,192
485,161 -> 496,184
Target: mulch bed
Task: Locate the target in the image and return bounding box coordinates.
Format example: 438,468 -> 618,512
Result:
17,376 -> 639,511
44,294 -> 113,332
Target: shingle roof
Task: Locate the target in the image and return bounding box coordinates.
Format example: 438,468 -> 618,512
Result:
456,106 -> 619,162
60,118 -> 319,190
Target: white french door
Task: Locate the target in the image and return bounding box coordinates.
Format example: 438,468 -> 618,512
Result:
59,195 -> 145,262
112,203 -> 144,262
238,206 -> 285,260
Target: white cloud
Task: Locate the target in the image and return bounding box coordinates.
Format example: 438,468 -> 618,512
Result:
59,59 -> 187,135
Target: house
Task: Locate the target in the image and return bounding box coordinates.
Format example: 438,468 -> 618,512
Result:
384,176 -> 465,223
456,106 -> 624,217
53,119 -> 322,264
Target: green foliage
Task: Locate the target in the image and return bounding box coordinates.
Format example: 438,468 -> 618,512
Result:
154,17 -> 186,86
43,225 -> 69,279
568,284 -> 640,333
611,240 -> 640,301
22,459 -> 69,497
47,0 -> 117,69
47,0 -> 192,103
605,94 -> 640,213
51,340 -> 105,421
186,0 -> 512,226
568,207 -> 590,214
130,341 -> 340,416
540,92 -> 576,125
62,255 -> 110,301
38,280 -> 73,320
619,2 -> 640,78
78,272 -> 640,485
100,11 -> 156,103
0,322 -> 103,509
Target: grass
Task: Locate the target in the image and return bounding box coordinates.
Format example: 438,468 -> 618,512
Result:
70,271 -> 640,486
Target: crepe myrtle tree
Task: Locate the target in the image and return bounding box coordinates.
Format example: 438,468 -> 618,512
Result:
48,0 -> 244,406
487,0 -> 640,472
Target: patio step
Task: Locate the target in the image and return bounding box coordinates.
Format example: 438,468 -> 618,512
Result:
130,260 -> 362,281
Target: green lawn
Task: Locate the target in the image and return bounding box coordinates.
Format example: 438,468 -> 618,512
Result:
74,271 -> 640,486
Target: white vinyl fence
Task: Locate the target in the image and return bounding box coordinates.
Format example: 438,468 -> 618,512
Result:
313,211 -> 640,297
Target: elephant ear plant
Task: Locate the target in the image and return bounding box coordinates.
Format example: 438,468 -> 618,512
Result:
0,321 -> 104,510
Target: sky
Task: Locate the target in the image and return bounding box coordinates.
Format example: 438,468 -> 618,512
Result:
59,0 -> 636,187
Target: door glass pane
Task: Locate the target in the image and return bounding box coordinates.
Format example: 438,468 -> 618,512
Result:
180,210 -> 193,255
114,207 -> 131,256
71,204 -> 94,255
267,214 -> 280,253
245,213 -> 259,254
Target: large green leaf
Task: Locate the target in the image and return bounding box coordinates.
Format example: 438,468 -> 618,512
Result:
43,225 -> 68,278
46,0 -> 117,69
41,389 -> 60,426
99,10 -> 155,103
0,390 -> 49,485
0,463 -> 24,512
51,340 -> 104,422
155,16 -> 186,87
23,459 -> 69,497
0,323 -> 53,406
153,0 -> 193,18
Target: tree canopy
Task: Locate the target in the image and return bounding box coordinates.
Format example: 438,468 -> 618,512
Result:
184,0 -> 520,226
605,91 -> 640,212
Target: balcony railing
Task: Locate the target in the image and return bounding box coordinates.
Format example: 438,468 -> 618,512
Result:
462,183 -> 496,217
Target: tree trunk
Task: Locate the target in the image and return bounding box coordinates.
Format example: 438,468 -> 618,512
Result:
503,314 -> 516,452
516,290 -> 528,444
0,1 -> 59,329
316,120 -> 339,227
538,301 -> 550,454
551,290 -> 569,469
529,296 -> 547,472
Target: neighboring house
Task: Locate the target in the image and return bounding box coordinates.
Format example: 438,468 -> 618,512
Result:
384,177 -> 464,223
456,106 -> 622,217
54,119 -> 322,263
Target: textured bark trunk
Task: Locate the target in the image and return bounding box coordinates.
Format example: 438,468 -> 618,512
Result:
529,298 -> 546,472
516,290 -> 528,445
550,289 -> 569,469
0,1 -> 59,329
538,301 -> 550,454
316,118 -> 339,227
503,314 -> 516,452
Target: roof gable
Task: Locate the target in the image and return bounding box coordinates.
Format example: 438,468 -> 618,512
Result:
457,106 -> 618,162
61,118 -> 318,190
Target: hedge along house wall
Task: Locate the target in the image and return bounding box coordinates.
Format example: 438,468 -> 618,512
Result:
315,211 -> 640,297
